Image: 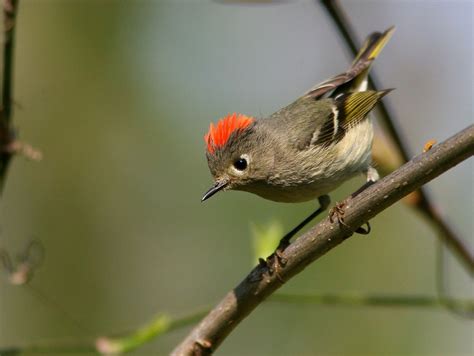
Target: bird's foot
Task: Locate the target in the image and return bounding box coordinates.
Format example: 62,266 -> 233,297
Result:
329,201 -> 371,235
274,238 -> 290,267
257,257 -> 285,283
329,201 -> 349,226
257,239 -> 290,283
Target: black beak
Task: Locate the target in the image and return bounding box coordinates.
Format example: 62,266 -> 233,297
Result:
201,180 -> 228,202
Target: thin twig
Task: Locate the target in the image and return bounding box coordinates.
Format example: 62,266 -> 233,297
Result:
172,125 -> 474,355
2,290 -> 472,355
95,309 -> 210,354
319,0 -> 473,274
271,293 -> 474,312
0,341 -> 96,355
435,239 -> 474,318
0,0 -> 18,192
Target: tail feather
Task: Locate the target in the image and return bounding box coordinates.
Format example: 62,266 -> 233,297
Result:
348,26 -> 395,92
305,26 -> 395,99
352,26 -> 395,64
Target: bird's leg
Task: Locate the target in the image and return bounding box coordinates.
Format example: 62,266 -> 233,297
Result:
265,195 -> 330,275
329,166 -> 380,234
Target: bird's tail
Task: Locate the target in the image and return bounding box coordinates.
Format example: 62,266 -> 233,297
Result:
353,26 -> 395,64
305,26 -> 395,99
348,26 -> 395,92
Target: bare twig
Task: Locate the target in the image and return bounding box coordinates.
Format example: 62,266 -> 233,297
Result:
96,309 -> 209,354
96,289 -> 474,355
0,341 -> 96,355
0,0 -> 18,192
1,290 -> 472,355
271,293 -> 474,312
319,0 -> 473,274
172,124 -> 474,355
0,239 -> 44,285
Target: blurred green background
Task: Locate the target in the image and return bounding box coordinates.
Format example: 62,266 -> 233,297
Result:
0,0 -> 473,355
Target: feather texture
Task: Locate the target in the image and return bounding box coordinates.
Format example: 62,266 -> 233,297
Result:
203,27 -> 395,203
304,26 -> 395,99
205,113 -> 254,154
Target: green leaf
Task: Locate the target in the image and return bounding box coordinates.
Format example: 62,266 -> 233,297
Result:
250,220 -> 283,264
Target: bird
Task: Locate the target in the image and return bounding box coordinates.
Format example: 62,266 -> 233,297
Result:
202,27 -> 395,259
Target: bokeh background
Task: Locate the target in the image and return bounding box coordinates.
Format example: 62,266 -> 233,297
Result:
1,0 -> 473,355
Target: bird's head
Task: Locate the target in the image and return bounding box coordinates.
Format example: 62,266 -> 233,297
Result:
202,113 -> 274,201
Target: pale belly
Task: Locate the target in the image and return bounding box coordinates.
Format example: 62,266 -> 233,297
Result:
241,174 -> 357,203
238,120 -> 374,203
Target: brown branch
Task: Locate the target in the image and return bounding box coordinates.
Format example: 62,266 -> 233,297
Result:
172,124 -> 474,355
0,0 -> 19,192
319,0 -> 474,274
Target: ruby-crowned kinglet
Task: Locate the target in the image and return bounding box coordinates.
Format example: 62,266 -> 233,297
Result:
202,27 -> 394,247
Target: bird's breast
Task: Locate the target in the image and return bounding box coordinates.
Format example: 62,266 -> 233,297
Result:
238,119 -> 374,203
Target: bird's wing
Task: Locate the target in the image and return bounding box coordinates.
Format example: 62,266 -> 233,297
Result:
266,96 -> 334,151
310,90 -> 393,147
266,90 -> 392,151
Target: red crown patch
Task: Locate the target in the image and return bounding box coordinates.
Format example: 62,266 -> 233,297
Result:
205,113 -> 254,154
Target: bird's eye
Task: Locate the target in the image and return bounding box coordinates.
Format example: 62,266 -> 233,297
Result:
233,158 -> 248,171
